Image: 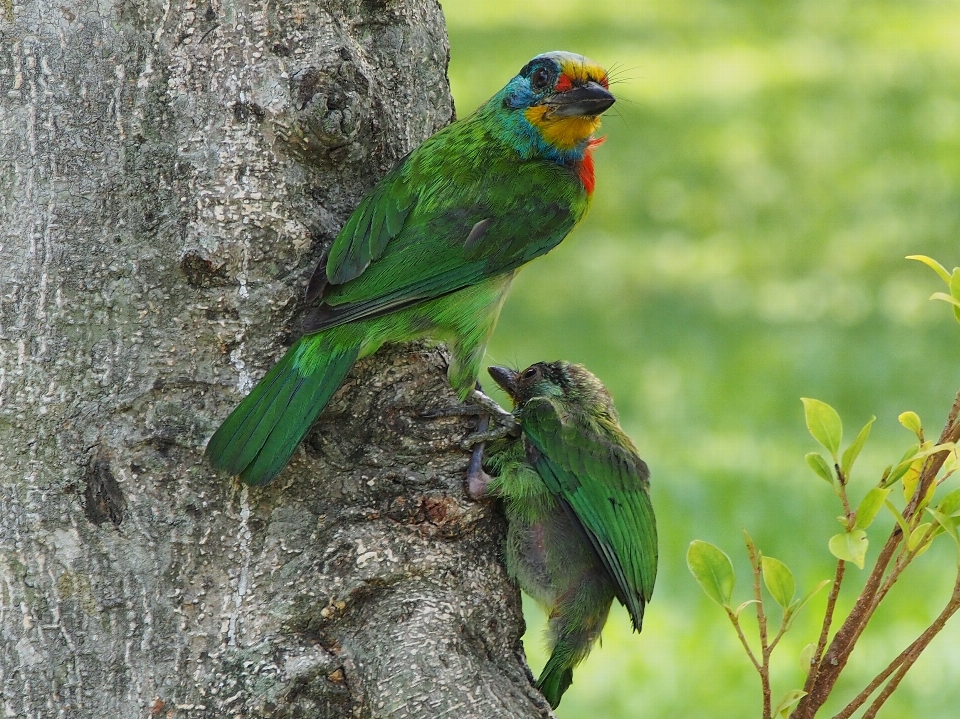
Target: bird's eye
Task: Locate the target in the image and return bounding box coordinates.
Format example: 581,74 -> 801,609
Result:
530,67 -> 551,91
522,367 -> 539,380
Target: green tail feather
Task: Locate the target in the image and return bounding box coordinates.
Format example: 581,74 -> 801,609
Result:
205,335 -> 360,486
536,651 -> 575,709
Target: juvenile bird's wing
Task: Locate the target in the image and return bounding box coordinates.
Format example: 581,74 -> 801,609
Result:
521,397 -> 658,630
303,149 -> 579,332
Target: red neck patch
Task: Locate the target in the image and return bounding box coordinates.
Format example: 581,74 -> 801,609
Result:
577,137 -> 606,195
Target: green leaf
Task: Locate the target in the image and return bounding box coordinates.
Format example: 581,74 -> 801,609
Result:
775,689 -> 808,718
799,643 -> 817,675
930,291 -> 960,309
887,442 -> 956,489
885,443 -> 921,486
785,579 -> 831,631
792,579 -> 830,615
687,540 -> 735,606
937,488 -> 960,517
761,556 -> 795,609
884,499 -> 911,537
951,269 -> 960,323
907,523 -> 936,555
828,530 -> 868,569
901,455 -> 924,503
898,411 -> 923,439
941,448 -> 960,480
734,599 -> 760,618
906,254 -> 952,284
801,398 -> 843,458
929,509 -> 960,548
899,442 -> 954,507
853,488 -> 892,531
805,452 -> 835,484
841,416 -> 875,477
915,442 -> 954,459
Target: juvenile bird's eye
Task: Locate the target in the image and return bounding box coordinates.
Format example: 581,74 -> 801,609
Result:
530,67 -> 551,91
522,367 -> 539,380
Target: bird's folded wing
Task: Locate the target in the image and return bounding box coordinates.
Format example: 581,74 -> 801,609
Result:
521,397 -> 658,628
304,179 -> 573,331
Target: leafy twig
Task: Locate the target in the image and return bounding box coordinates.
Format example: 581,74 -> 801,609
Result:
746,534 -> 772,719
792,389 -> 960,719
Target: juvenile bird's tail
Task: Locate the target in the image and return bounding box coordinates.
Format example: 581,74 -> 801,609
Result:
535,577 -> 613,708
205,333 -> 360,486
536,649 -> 576,709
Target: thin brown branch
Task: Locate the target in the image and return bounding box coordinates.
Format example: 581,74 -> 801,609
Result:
767,614 -> 790,656
746,535 -> 772,719
791,518 -> 902,718
871,523 -> 939,612
725,608 -> 762,674
903,389 -> 960,522
837,473 -> 853,519
832,652 -> 902,719
857,571 -> 960,719
801,560 -> 845,695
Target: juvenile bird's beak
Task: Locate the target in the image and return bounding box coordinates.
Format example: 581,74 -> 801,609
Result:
544,81 -> 615,118
487,366 -> 520,399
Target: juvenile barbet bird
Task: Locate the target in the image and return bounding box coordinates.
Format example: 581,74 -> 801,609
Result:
481,361 -> 658,708
206,52 -> 615,485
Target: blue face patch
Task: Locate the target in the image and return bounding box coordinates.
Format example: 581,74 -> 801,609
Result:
503,57 -> 561,110
484,53 -> 602,166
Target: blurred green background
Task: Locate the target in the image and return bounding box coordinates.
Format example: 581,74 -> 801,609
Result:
441,0 -> 960,716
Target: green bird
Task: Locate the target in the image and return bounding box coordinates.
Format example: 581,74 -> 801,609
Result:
206,51 -> 615,485
480,361 -> 658,708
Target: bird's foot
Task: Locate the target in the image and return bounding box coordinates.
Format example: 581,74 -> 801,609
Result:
457,389 -> 518,448
418,404 -> 485,419
419,390 -> 518,448
465,416 -> 492,500
418,389 -> 515,500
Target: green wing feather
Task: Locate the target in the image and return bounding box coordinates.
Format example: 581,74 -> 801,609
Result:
521,397 -> 658,630
304,129 -> 582,333
324,164 -> 417,286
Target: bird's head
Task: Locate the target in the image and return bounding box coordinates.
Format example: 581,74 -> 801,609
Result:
493,51 -> 615,162
488,361 -> 617,417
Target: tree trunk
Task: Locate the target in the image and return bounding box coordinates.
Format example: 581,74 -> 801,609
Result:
0,1 -> 549,716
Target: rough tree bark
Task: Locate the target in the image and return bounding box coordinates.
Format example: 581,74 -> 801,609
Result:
0,1 -> 550,716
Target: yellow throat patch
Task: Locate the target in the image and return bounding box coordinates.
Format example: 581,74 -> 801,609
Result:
523,56 -> 609,151
523,107 -> 603,151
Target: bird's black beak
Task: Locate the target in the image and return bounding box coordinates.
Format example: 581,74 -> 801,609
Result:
487,366 -> 520,399
544,80 -> 615,118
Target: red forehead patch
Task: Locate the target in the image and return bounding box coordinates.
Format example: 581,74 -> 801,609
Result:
555,70 -> 608,91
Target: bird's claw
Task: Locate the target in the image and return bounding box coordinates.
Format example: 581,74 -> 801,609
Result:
468,388 -> 515,424
419,390 -> 516,439
458,424 -> 516,450
418,388 -> 516,496
458,388 -> 518,448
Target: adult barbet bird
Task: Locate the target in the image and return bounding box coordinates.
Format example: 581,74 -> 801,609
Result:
205,51 -> 615,485
480,361 -> 657,708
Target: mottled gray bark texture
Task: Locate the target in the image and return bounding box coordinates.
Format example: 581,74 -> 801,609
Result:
0,1 -> 550,716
